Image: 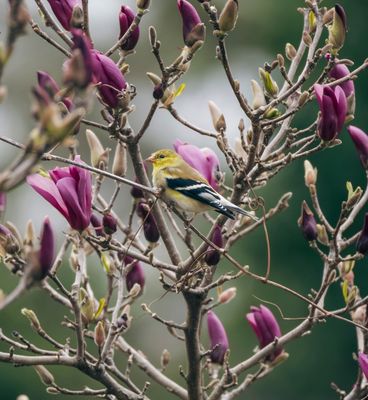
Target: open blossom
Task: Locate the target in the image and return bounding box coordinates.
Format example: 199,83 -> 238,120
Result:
92,51 -> 127,108
246,305 -> 282,361
314,84 -> 347,141
119,5 -> 140,51
173,139 -> 221,189
177,0 -> 205,47
348,126 -> 368,169
207,310 -> 229,365
27,156 -> 92,231
46,0 -> 82,31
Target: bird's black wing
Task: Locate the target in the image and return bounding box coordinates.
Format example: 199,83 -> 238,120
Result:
166,178 -> 235,219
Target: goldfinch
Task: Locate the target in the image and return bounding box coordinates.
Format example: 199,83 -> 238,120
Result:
147,149 -> 258,220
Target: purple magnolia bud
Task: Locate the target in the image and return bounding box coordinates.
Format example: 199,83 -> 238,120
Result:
348,126 -> 368,169
27,156 -> 92,231
246,305 -> 282,361
122,255 -> 145,291
0,192 -> 6,214
358,352 -> 368,379
298,201 -> 317,241
91,51 -> 127,108
90,214 -> 104,236
136,202 -> 160,243
103,213 -> 117,235
63,29 -> 94,89
131,179 -> 144,199
207,310 -> 229,365
174,139 -> 221,190
205,225 -> 223,266
329,63 -> 355,118
38,217 -> 55,279
177,0 -> 205,47
46,0 -> 82,31
356,213 -> 368,255
119,5 -> 140,51
314,84 -> 347,141
37,71 -> 73,111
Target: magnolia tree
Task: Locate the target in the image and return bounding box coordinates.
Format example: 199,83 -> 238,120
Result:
0,0 -> 368,399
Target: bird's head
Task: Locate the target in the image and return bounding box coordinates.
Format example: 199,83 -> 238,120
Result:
146,149 -> 181,168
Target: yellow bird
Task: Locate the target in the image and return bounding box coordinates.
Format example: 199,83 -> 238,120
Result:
147,149 -> 258,220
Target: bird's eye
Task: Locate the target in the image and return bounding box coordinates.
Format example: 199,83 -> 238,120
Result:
159,154 -> 165,159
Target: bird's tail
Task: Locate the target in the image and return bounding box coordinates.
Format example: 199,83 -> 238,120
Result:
227,204 -> 259,221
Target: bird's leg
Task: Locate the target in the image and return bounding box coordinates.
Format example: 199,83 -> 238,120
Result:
183,212 -> 195,253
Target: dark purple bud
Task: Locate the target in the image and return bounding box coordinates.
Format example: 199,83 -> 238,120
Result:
46,0 -> 82,31
119,5 -> 140,51
91,51 -> 127,108
153,84 -> 164,100
177,0 -> 205,47
38,216 -> 55,279
103,213 -> 117,235
205,225 -> 223,266
136,202 -> 160,243
358,352 -> 368,379
298,201 -> 317,241
131,179 -> 144,199
246,305 -> 282,362
0,192 -> 6,214
122,255 -> 145,291
207,310 -> 229,365
357,213 -> 368,255
348,126 -> 368,169
90,214 -> 104,236
314,84 -> 347,141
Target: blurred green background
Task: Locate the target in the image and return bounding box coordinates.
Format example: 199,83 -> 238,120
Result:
1,0 -> 368,399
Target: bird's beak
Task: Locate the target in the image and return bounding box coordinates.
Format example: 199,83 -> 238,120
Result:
145,154 -> 155,163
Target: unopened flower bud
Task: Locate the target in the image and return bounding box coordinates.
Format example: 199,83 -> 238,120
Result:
37,217 -> 55,279
103,213 -> 117,235
129,282 -> 142,298
79,288 -> 95,324
328,4 -> 347,52
298,91 -> 309,107
316,224 -> 329,246
46,0 -> 82,31
90,214 -> 104,236
21,308 -> 41,331
33,365 -> 55,386
0,224 -> 20,254
116,306 -> 131,330
208,101 -> 226,133
218,0 -> 238,33
285,43 -> 297,60
94,321 -> 106,349
131,179 -> 144,200
24,219 -> 36,248
346,181 -> 362,209
308,10 -> 316,33
218,287 -> 237,304
161,349 -> 171,370
136,203 -> 160,244
137,0 -> 150,10
352,305 -> 366,325
86,129 -> 108,169
259,68 -> 279,97
177,0 -> 205,47
251,79 -> 266,109
348,126 -> 368,169
323,8 -> 334,26
207,310 -> 229,365
298,201 -> 317,241
112,142 -> 127,177
123,256 -> 145,292
302,31 -> 313,46
357,213 -> 368,255
0,192 -> 6,214
205,225 -> 223,266
304,160 -> 317,186
359,353 -> 368,380
119,5 -> 140,51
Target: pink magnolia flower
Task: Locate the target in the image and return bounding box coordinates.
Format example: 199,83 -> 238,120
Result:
177,0 -> 205,47
27,156 -> 92,231
358,352 -> 368,379
173,139 -> 221,189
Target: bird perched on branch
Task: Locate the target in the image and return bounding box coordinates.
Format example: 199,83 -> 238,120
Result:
147,149 -> 258,221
